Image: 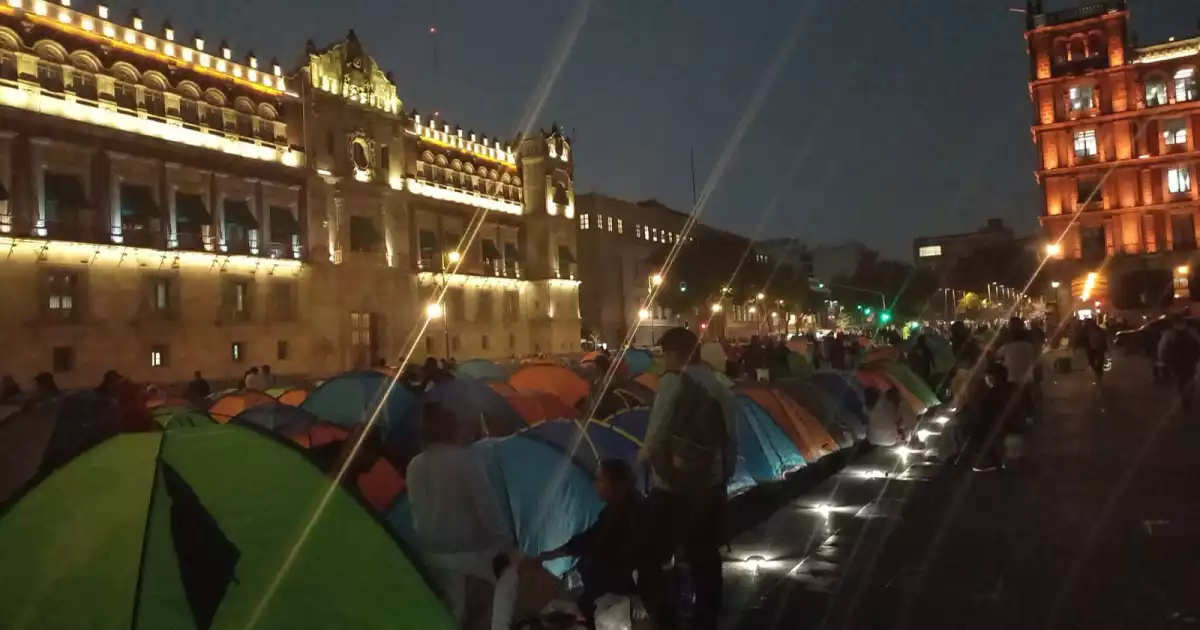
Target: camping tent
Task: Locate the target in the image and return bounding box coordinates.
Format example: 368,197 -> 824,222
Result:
735,384 -> 836,461
266,386 -> 311,406
300,370 -> 420,461
0,425 -> 454,629
208,390 -> 276,423
735,396 -> 809,481
509,364 -> 591,408
0,391 -> 118,504
806,371 -> 869,439
520,419 -> 647,490
623,348 -> 655,376
602,409 -> 756,495
151,405 -> 215,430
774,379 -> 857,448
424,378 -> 527,440
497,389 -> 579,426
456,358 -> 507,381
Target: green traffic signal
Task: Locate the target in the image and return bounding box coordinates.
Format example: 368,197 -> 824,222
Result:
880,312 -> 892,323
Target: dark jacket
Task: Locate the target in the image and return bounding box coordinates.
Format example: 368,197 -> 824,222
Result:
562,497 -> 641,593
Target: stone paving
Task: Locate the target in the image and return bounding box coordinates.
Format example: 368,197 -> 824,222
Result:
721,354 -> 1200,630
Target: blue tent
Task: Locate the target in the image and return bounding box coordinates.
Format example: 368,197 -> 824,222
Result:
301,370 -> 419,461
522,419 -> 647,490
456,359 -> 507,381
604,409 -> 757,494
386,432 -> 603,576
623,349 -> 655,376
775,379 -> 858,448
234,401 -> 323,433
736,396 -> 808,481
425,379 -> 526,441
807,372 -> 869,441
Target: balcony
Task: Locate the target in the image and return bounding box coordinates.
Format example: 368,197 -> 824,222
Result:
1050,55 -> 1109,78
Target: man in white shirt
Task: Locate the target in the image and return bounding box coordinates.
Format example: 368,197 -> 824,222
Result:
994,318 -> 1036,387
637,327 -> 738,630
407,402 -> 516,629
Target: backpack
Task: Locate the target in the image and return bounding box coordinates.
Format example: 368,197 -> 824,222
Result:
650,372 -> 731,493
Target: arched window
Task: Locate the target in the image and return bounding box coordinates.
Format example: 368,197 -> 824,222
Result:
257,103 -> 278,121
451,159 -> 463,171
463,163 -> 475,174
68,51 -> 101,72
111,62 -> 140,84
176,81 -> 202,100
1175,67 -> 1196,103
435,154 -> 448,166
1087,31 -> 1105,59
203,88 -> 227,107
1067,35 -> 1086,61
1052,38 -> 1068,63
501,173 -> 512,184
512,176 -> 521,186
233,97 -> 255,114
0,27 -> 21,51
32,40 -> 67,63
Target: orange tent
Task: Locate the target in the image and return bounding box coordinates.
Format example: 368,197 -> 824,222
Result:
208,390 -> 276,423
509,364 -> 590,408
273,387 -> 311,406
500,390 -> 580,425
488,381 -> 520,396
736,384 -> 838,461
356,457 -> 407,512
634,372 -> 660,392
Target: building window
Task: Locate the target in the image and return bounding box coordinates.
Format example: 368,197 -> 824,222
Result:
1077,178 -> 1102,206
580,214 -> 589,230
1068,84 -> 1093,111
1175,68 -> 1196,103
503,291 -> 520,322
595,214 -> 603,230
52,346 -> 75,373
447,288 -> 467,323
481,334 -> 491,351
418,230 -> 439,270
557,245 -> 576,279
509,333 -> 517,349
350,312 -> 375,365
1073,129 -> 1097,158
150,345 -> 169,367
224,280 -> 250,321
477,292 -> 494,322
46,271 -> 80,321
1165,118 -> 1188,147
917,245 -> 942,258
348,216 -> 381,253
1171,214 -> 1197,251
636,225 -> 643,239
607,216 -> 614,232
269,282 -> 296,322
1168,166 -> 1191,194
277,340 -> 289,361
425,336 -> 435,354
1080,225 -> 1107,262
617,219 -> 623,234
451,336 -> 461,352
380,144 -> 390,172
1146,77 -> 1168,107
148,277 -> 173,318
231,342 -> 244,363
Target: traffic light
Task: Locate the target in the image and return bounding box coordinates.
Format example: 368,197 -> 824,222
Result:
864,308 -> 873,315
880,312 -> 892,323
855,305 -> 863,312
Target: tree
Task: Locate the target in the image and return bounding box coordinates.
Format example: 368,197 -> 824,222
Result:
943,240 -> 1038,294
831,248 -> 940,321
958,291 -> 983,314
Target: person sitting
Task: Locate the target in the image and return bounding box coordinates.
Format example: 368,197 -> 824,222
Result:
539,459 -> 642,628
865,387 -> 900,447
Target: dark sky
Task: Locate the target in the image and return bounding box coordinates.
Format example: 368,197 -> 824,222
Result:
106,0 -> 1195,258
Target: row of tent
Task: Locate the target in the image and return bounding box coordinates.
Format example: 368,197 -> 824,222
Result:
0,349 -> 940,628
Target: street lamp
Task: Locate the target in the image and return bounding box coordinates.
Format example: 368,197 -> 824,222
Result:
710,303 -> 723,313
425,303 -> 443,319
1045,242 -> 1062,257
651,274 -> 663,287
638,308 -> 650,321
756,292 -> 765,300
447,250 -> 461,264
1178,265 -> 1190,275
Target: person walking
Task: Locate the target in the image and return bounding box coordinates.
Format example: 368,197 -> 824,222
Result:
1077,318 -> 1109,383
1158,316 -> 1200,410
407,401 -> 516,629
638,327 -> 738,630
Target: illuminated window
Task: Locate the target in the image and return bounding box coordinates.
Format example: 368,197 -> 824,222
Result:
150,277 -> 172,316
1175,68 -> 1196,103
1073,129 -> 1097,158
1146,77 -> 1168,107
1068,85 -> 1093,111
617,219 -> 623,234
1168,166 -> 1191,194
1164,118 -> 1187,146
580,214 -> 589,230
607,216 -> 614,232
46,271 -> 80,321
231,342 -> 244,362
150,345 -> 168,367
636,225 -> 643,239
917,245 -> 942,258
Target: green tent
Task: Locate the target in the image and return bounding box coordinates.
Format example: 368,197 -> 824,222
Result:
151,405 -> 216,430
872,360 -> 941,408
0,424 -> 453,630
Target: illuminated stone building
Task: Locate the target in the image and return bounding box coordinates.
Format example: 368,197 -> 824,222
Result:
1026,0 -> 1199,312
0,4 -> 578,388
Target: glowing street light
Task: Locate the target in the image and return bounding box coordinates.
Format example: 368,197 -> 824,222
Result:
1177,265 -> 1190,275
1045,243 -> 1061,256
446,250 -> 461,264
425,303 -> 443,319
638,308 -> 650,320
650,273 -> 664,286
748,306 -> 757,314
710,303 -> 723,313
756,292 -> 765,300
1050,281 -> 1061,289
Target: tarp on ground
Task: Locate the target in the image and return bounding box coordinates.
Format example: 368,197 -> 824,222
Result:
774,379 -> 857,449
150,405 -> 215,430
735,384 -> 834,461
456,358 -> 507,381
735,396 -> 808,481
425,378 -> 527,440
208,390 -> 276,422
604,409 -> 756,495
300,370 -> 420,462
498,389 -> 579,426
509,364 -> 591,408
0,425 -> 454,630
0,391 -> 119,505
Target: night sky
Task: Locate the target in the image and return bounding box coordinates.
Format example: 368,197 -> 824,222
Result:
104,0 -> 1196,258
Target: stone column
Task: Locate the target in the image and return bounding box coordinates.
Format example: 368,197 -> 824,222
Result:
164,163 -> 179,248
250,178 -> 264,256
107,152 -> 123,243
31,141 -> 46,236
214,172 -> 227,252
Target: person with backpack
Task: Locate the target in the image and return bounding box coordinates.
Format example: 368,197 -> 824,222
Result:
1158,316 -> 1200,410
637,327 -> 738,630
1076,318 -> 1109,383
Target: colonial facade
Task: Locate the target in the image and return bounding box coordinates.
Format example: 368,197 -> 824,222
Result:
0,4 -> 579,387
1026,0 -> 1199,313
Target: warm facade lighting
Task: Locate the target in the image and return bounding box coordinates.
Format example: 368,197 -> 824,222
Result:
425,303 -> 443,319
710,303 -> 723,313
446,251 -> 462,264
1178,265 -> 1190,275
0,237 -> 302,273
1045,243 -> 1061,256
405,179 -> 523,216
650,274 -> 663,286
0,84 -> 302,167
638,309 -> 650,320
1080,272 -> 1098,301
416,271 -> 579,290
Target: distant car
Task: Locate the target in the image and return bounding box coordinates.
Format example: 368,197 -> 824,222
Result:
1114,317 -> 1200,355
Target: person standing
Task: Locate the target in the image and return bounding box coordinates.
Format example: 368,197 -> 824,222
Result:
244,366 -> 267,391
186,371 -> 211,406
1158,316 -> 1200,410
966,363 -> 1021,472
1077,318 -> 1109,383
637,327 -> 738,630
407,402 -> 516,629
260,364 -> 274,389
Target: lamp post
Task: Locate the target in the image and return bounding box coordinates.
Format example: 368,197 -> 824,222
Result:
429,250 -> 461,359
647,273 -> 664,345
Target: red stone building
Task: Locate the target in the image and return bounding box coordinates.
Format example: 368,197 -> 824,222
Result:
1026,0 -> 1199,312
